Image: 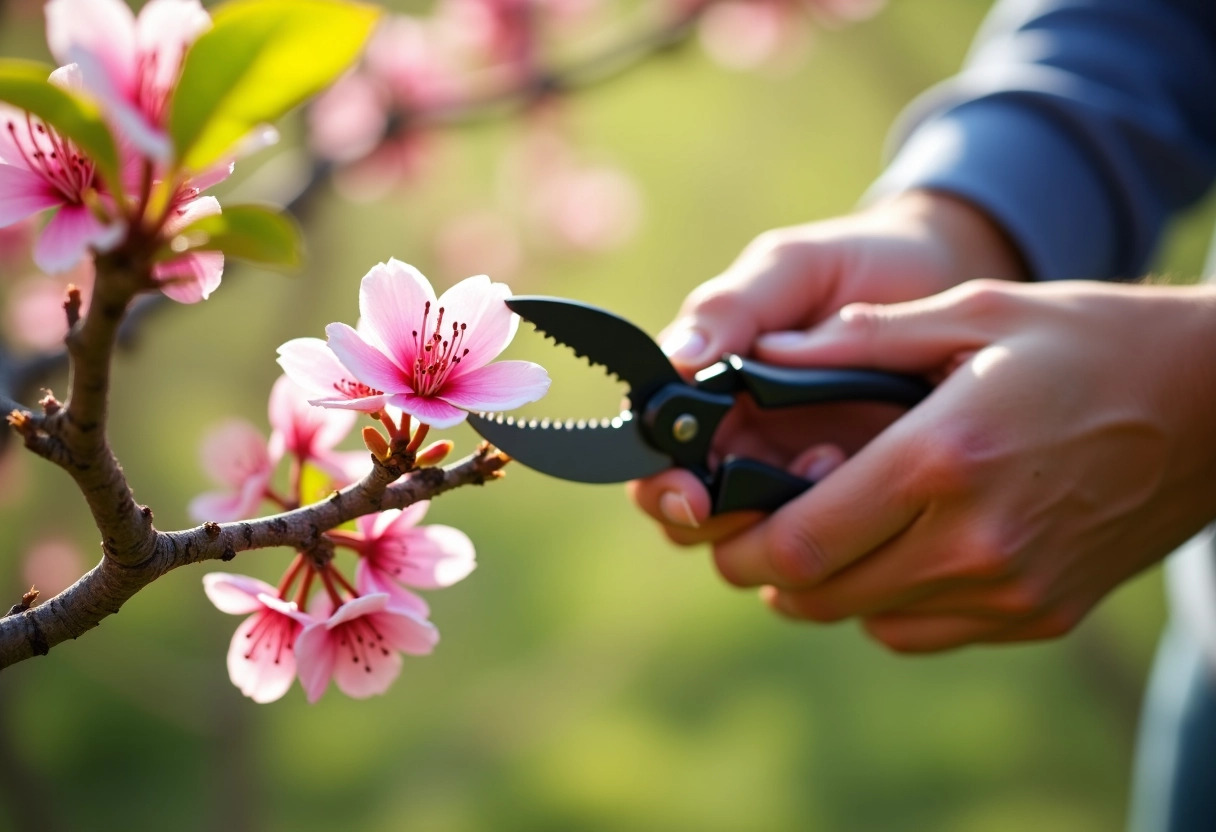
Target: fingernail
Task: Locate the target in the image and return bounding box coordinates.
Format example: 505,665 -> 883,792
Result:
660,325 -> 709,363
659,491 -> 700,528
756,330 -> 811,352
802,445 -> 845,482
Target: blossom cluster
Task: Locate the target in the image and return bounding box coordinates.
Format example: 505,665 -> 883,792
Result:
198,262 -> 548,702
0,0 -> 240,302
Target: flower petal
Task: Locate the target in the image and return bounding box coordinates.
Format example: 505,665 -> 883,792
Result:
0,165 -> 61,227
196,419 -> 270,487
325,593 -> 390,628
387,392 -> 468,429
33,204 -> 119,274
135,0 -> 211,92
331,627 -> 403,699
439,360 -> 551,412
46,0 -> 137,95
294,621 -> 338,703
226,610 -> 299,704
202,572 -> 277,615
326,322 -> 409,395
267,374 -> 357,462
387,524 -> 476,589
357,259 -> 436,371
371,609 -> 438,656
354,559 -> 431,618
154,250 -> 224,303
436,274 -> 517,369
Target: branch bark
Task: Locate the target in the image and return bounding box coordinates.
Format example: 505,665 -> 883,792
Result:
0,446 -> 509,669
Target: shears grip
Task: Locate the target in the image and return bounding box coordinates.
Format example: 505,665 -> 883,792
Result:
709,458 -> 811,515
698,355 -> 931,408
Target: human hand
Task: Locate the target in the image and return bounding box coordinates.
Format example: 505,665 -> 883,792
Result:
707,279 -> 1216,651
630,189 -> 1026,544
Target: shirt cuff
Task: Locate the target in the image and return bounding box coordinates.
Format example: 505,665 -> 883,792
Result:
865,99 -> 1124,282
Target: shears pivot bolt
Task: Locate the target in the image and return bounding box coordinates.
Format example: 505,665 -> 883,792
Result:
672,414 -> 699,443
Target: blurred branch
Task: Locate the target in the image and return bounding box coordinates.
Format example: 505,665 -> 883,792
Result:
0,445 -> 509,668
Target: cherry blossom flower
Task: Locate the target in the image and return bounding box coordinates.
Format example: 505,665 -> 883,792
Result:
282,259 -> 550,429
203,573 -> 313,704
188,420 -> 274,522
341,502 -> 476,617
277,331 -> 393,415
267,375 -> 369,486
295,592 -> 438,702
5,257 -> 95,351
45,0 -> 211,161
0,84 -> 123,274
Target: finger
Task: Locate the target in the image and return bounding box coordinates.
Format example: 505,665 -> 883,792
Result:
626,469 -> 760,546
710,421 -> 926,589
659,233 -> 842,371
752,279 -> 1015,372
858,612 -> 1012,654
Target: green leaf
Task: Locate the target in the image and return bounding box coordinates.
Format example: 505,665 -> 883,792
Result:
0,59 -> 122,196
168,0 -> 379,173
172,203 -> 303,270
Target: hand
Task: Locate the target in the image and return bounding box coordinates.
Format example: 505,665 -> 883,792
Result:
710,279 -> 1216,651
630,189 -> 1026,544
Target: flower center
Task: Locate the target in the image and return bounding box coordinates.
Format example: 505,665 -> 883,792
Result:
243,609 -> 298,665
333,377 -> 384,400
337,617 -> 391,673
5,114 -> 94,203
410,301 -> 470,396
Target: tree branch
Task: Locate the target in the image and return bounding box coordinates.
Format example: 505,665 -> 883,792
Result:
0,446 -> 509,669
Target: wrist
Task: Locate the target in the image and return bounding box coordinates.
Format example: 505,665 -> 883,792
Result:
869,189 -> 1030,286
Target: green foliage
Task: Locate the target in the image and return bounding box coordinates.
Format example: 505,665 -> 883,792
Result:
168,0 -> 379,173
0,59 -> 121,196
173,203 -> 303,270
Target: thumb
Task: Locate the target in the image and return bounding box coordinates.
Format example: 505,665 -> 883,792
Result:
752,286 -> 999,373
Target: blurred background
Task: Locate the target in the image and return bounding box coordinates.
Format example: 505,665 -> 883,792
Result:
2,0 -> 1215,830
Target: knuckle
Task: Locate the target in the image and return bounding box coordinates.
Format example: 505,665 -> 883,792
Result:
955,527 -> 1019,582
991,580 -> 1049,618
910,423 -> 990,495
952,278 -> 1015,316
784,593 -> 847,623
765,519 -> 827,585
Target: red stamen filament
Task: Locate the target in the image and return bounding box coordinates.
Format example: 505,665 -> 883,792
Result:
410,302 -> 471,396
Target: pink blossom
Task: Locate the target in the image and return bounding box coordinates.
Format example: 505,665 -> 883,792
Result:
697,1 -> 811,72
203,573 -> 313,704
284,259 -> 550,428
267,375 -> 369,485
295,592 -> 438,702
0,81 -> 123,274
5,257 -> 95,351
188,420 -> 274,522
45,0 -> 211,161
351,502 -> 476,617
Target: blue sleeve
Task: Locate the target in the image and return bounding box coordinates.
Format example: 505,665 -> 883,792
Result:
867,0 -> 1216,281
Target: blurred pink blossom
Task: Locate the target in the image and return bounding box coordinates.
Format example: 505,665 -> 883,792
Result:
295,592 -> 437,702
697,0 -> 811,72
434,210 -> 523,284
267,375 -> 368,486
203,572 -> 314,704
5,257 -> 94,352
309,16 -> 460,201
188,420 -> 274,522
22,536 -> 85,597
0,449 -> 29,508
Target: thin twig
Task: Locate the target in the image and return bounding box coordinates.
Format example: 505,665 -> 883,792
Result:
0,446 -> 508,669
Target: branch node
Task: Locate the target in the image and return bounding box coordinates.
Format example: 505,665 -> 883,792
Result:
6,409 -> 34,436
39,390 -> 62,416
203,521 -> 221,539
221,546 -> 236,562
63,284 -> 83,329
4,586 -> 39,618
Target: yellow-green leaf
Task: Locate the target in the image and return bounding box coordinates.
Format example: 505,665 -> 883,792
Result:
172,203 -> 303,270
168,0 -> 379,173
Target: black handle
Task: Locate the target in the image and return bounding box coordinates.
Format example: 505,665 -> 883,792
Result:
697,355 -> 932,408
709,458 -> 811,515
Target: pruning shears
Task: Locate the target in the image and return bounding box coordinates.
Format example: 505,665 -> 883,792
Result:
468,297 -> 932,514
